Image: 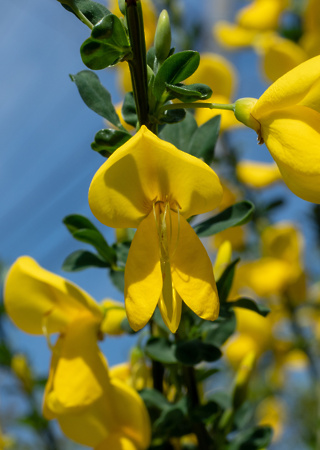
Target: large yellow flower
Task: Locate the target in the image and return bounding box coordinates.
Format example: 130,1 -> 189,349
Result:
4,257 -> 150,449
89,126 -> 223,332
234,56 -> 320,203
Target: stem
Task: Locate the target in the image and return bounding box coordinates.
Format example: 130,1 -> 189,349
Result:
183,366 -> 213,450
159,101 -> 235,115
125,0 -> 149,127
149,322 -> 164,392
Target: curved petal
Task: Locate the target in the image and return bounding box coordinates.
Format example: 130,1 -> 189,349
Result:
213,21 -> 258,48
261,105 -> 320,203
4,256 -> 102,334
43,317 -> 112,417
96,434 -> 138,450
56,394 -> 115,447
236,160 -> 281,189
89,126 -> 223,228
124,212 -> 162,331
253,55 -> 320,118
158,286 -> 182,334
237,0 -> 288,31
171,214 -> 219,321
110,377 -> 151,449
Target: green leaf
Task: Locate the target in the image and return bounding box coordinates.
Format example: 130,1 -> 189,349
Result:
161,108 -> 186,124
91,128 -> 131,157
175,339 -> 222,365
194,201 -> 255,237
0,344 -> 12,366
159,112 -> 197,150
72,229 -> 117,263
145,337 -> 177,364
63,214 -> 97,233
81,14 -> 131,70
60,0 -> 111,25
202,310 -> 236,347
216,259 -> 240,303
140,388 -> 171,412
70,70 -> 122,127
153,397 -> 190,438
154,51 -> 200,100
230,298 -> 270,317
187,115 -> 221,165
195,367 -> 220,383
190,401 -> 221,422
228,426 -> 273,450
122,92 -> 138,127
109,269 -> 125,292
165,83 -> 212,102
62,250 -> 109,271
63,214 -> 117,264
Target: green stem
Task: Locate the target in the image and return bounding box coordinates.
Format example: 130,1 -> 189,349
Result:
125,0 -> 149,127
159,101 -> 235,115
183,366 -> 213,450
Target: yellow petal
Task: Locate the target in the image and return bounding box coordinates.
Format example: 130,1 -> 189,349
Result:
96,434 -> 138,450
253,55 -> 320,118
236,160 -> 282,189
100,299 -> 127,335
260,105 -> 320,203
231,258 -> 295,298
158,285 -> 182,334
124,212 -> 162,331
57,396 -> 115,447
236,0 -> 288,31
4,256 -> 102,335
213,240 -> 232,280
110,377 -> 151,449
213,21 -> 258,48
171,214 -> 219,321
89,126 -> 223,228
261,222 -> 303,265
258,35 -> 307,82
43,316 -> 112,417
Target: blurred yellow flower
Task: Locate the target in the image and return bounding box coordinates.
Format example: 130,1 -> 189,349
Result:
256,396 -> 286,441
4,257 -> 150,449
236,160 -> 282,189
187,53 -> 239,132
236,0 -> 288,31
100,299 -> 127,335
89,126 -> 222,332
234,56 -> 320,203
213,240 -> 232,281
11,354 -> 33,393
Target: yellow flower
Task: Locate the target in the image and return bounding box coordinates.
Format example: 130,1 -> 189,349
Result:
234,56 -> 320,203
236,160 -> 282,189
256,396 -> 286,441
89,126 -> 223,332
186,53 -> 239,132
214,21 -> 259,48
11,354 -> 33,393
236,0 -> 288,31
4,257 -> 150,449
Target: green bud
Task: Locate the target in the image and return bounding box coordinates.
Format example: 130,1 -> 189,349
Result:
234,97 -> 260,133
118,0 -> 126,15
154,10 -> 171,63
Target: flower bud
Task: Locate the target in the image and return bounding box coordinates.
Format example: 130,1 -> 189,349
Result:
234,97 -> 261,136
11,354 -> 33,393
232,351 -> 256,409
100,299 -> 127,335
154,10 -> 171,63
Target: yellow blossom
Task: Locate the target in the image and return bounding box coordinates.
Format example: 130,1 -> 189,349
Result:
236,160 -> 282,189
89,126 -> 223,332
11,354 -> 33,393
4,257 -> 150,449
256,396 -> 286,441
234,56 -> 320,203
236,0 -> 288,31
